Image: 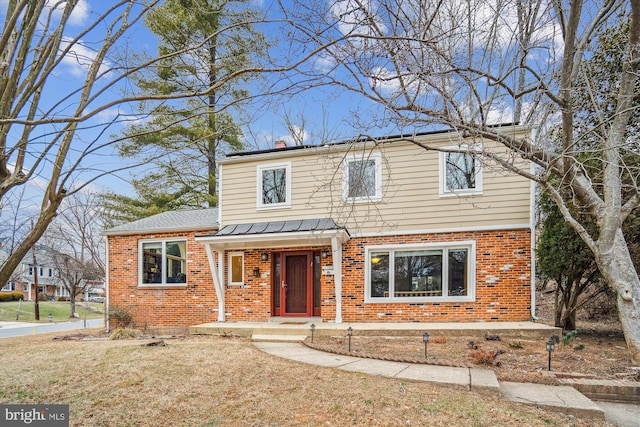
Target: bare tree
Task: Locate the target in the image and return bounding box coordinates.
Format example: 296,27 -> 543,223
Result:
0,1 -> 287,287
50,250 -> 102,317
278,0 -> 640,361
46,192 -> 106,277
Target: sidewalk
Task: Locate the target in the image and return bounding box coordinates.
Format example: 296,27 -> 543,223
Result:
254,341 -> 640,426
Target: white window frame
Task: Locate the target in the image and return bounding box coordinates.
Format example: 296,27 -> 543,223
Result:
439,144 -> 483,197
342,152 -> 382,202
257,162 -> 291,210
227,252 -> 244,286
364,241 -> 476,303
138,238 -> 188,287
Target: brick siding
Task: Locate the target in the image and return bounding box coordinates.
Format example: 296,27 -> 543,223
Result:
107,228 -> 531,329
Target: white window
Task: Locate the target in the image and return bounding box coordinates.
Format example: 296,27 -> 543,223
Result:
139,239 -> 187,286
439,145 -> 482,196
228,252 -> 244,286
366,242 -> 475,303
257,162 -> 291,209
1,282 -> 14,291
343,153 -> 382,202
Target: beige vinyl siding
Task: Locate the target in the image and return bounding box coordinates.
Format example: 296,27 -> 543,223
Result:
220,131 -> 532,234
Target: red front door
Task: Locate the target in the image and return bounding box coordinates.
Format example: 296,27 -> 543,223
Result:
281,252 -> 312,316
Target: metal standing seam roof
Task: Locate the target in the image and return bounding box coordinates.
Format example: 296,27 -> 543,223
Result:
102,208 -> 219,236
199,218 -> 348,238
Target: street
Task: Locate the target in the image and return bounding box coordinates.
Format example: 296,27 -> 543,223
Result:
0,319 -> 104,338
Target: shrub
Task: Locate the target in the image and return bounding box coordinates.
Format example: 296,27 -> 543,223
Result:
0,292 -> 12,302
431,335 -> 447,344
110,328 -> 142,340
468,348 -> 505,366
109,305 -> 134,328
508,341 -> 524,349
562,330 -> 577,346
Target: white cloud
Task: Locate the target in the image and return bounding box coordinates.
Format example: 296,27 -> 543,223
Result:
281,123 -> 308,146
59,36 -> 110,77
46,0 -> 90,26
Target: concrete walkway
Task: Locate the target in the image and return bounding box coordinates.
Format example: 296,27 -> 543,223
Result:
254,341 -> 640,425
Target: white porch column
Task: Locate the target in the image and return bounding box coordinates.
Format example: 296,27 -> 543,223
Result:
331,236 -> 343,324
204,244 -> 225,322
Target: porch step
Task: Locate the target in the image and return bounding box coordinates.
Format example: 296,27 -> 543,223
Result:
251,334 -> 308,343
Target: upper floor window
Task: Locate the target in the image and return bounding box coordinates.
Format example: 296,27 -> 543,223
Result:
343,153 -> 382,202
366,242 -> 475,303
257,162 -> 291,209
139,239 -> 187,286
439,145 -> 483,196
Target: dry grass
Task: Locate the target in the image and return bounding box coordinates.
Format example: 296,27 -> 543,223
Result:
0,331 -> 614,426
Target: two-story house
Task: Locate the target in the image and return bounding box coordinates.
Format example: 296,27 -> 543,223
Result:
105,125 -> 535,330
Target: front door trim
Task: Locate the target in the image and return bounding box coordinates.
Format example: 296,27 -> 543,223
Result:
281,251 -> 313,316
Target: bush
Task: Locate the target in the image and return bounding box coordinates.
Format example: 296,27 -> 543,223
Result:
57,296 -> 70,302
468,348 -> 505,366
109,305 -> 134,328
0,291 -> 23,301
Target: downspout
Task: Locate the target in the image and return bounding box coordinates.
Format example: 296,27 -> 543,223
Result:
529,130 -> 539,321
331,236 -> 343,324
105,236 -> 110,333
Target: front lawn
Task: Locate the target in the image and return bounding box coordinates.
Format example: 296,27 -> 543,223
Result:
0,301 -> 104,322
0,332 -> 611,426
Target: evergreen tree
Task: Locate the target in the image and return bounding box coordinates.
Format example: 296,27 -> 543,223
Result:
103,0 -> 267,218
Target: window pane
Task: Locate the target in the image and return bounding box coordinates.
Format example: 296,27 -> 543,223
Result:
370,252 -> 389,297
448,249 -> 469,296
230,254 -> 243,283
262,168 -> 287,204
142,242 -> 162,284
348,159 -> 376,198
394,250 -> 442,297
166,241 -> 186,283
446,152 -> 476,190
274,254 -> 281,309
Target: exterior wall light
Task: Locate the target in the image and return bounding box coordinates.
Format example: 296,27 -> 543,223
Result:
321,250 -> 329,259
261,252 -> 268,261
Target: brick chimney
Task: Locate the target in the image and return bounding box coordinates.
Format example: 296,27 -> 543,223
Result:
274,139 -> 287,149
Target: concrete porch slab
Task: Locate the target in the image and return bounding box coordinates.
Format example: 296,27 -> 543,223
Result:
500,381 -> 605,420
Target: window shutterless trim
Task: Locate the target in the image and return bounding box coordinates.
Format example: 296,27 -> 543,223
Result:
438,144 -> 483,197
138,238 -> 188,287
227,251 -> 245,286
364,241 -> 476,303
256,162 -> 291,210
342,152 -> 382,202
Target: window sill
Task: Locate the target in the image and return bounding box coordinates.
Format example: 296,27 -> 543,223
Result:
138,284 -> 187,289
439,190 -> 483,198
365,296 -> 474,304
256,204 -> 291,211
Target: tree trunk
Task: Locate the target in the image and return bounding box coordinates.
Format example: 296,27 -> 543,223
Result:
596,228 -> 640,363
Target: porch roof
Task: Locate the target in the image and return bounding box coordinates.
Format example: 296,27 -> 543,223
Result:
195,218 -> 350,250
